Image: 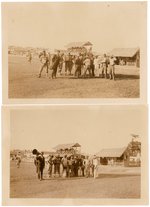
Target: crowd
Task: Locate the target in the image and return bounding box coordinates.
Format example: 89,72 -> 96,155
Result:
34,151 -> 99,181
27,50 -> 117,80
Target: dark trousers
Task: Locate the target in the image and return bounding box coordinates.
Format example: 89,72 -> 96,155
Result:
54,164 -> 60,174
51,67 -> 57,78
75,65 -> 81,78
37,166 -> 44,180
74,167 -> 78,177
48,165 -> 53,177
65,61 -> 72,74
81,167 -> 85,176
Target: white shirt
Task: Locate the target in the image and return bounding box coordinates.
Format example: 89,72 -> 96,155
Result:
109,57 -> 116,66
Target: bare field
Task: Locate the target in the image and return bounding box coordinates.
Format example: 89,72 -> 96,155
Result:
10,161 -> 141,198
8,55 -> 140,98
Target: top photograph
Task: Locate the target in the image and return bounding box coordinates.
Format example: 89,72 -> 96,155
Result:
2,2 -> 147,104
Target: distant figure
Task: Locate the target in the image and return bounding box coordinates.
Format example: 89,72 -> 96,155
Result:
16,153 -> 21,168
38,50 -> 49,78
26,51 -> 32,63
34,151 -> 45,181
109,55 -> 116,80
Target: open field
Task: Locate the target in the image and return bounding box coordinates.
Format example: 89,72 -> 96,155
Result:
8,55 -> 140,98
10,161 -> 141,198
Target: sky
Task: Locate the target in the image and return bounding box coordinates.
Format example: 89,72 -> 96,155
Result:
10,106 -> 146,154
4,2 -> 146,53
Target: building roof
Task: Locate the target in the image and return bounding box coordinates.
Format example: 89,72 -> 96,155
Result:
109,48 -> 139,57
65,41 -> 92,48
97,147 -> 127,158
53,143 -> 81,150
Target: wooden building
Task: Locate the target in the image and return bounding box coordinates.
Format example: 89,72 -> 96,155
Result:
97,140 -> 141,167
109,47 -> 140,67
65,41 -> 93,55
53,143 -> 81,155
97,147 -> 127,166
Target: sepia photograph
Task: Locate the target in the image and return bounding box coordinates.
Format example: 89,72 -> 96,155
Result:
2,105 -> 148,205
2,2 -> 147,101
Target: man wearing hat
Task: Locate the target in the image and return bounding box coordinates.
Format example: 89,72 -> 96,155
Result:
33,150 -> 45,181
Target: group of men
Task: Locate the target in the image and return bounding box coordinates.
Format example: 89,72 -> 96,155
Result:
34,151 -> 99,181
37,50 -> 117,80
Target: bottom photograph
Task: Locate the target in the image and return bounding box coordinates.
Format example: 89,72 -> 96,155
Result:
2,105 -> 148,205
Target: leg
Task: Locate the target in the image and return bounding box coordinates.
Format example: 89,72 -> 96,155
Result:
109,66 -> 112,80
104,65 -> 107,79
101,65 -> 104,78
46,64 -> 49,77
39,64 -> 45,78
112,66 -> 115,80
40,168 -> 43,180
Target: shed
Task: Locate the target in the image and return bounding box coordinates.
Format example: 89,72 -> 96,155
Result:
109,47 -> 140,67
97,147 -> 127,165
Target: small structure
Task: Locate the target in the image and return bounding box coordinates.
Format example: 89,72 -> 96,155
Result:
97,147 -> 127,166
97,138 -> 141,167
53,143 -> 81,155
109,47 -> 140,67
65,41 -> 93,54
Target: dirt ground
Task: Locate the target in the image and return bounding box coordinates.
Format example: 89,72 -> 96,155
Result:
8,55 -> 140,98
10,161 -> 141,198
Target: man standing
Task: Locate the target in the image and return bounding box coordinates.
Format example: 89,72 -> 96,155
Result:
62,155 -> 68,177
16,152 -> 21,168
53,154 -> 61,177
93,155 -> 99,179
101,54 -> 108,78
90,55 -> 95,78
74,55 -> 83,78
65,53 -> 73,75
51,51 -> 61,79
34,151 -> 45,181
109,55 -> 116,80
48,155 -> 53,178
83,56 -> 91,78
38,50 -> 49,78
26,50 -> 32,63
